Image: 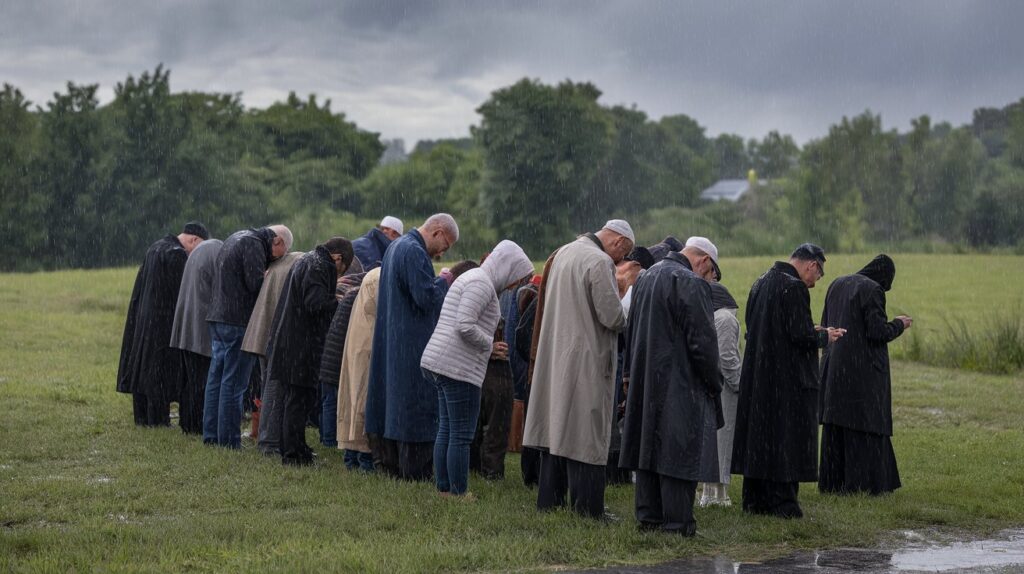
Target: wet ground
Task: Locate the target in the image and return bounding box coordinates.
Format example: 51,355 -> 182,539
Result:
573,529 -> 1024,573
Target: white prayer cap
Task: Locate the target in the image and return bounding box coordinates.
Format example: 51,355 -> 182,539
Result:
685,236 -> 719,264
602,219 -> 635,244
380,216 -> 404,235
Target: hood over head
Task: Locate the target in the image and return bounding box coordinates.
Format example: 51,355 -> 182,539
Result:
482,240 -> 534,293
857,254 -> 896,291
709,281 -> 738,312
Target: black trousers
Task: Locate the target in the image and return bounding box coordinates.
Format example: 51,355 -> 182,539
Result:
634,469 -> 698,536
179,350 -> 210,435
132,392 -> 170,427
819,423 -> 901,495
742,477 -> 802,518
471,360 -> 513,478
521,447 -> 541,487
281,384 -> 317,465
537,451 -> 606,518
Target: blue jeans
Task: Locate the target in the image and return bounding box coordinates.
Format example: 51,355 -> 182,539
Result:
203,322 -> 256,449
426,369 -> 481,495
344,449 -> 375,471
320,383 -> 338,447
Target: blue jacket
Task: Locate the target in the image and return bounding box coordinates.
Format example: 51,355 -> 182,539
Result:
364,229 -> 449,442
352,228 -> 393,271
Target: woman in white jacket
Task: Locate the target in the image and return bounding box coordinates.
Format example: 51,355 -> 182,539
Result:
421,240 -> 534,497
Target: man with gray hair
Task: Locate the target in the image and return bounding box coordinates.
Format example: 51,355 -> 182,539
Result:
523,219 -> 633,519
365,213 -> 458,480
204,224 -> 291,449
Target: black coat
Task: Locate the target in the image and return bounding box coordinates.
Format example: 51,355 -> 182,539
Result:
731,261 -> 828,482
117,235 -> 188,400
318,279 -> 365,387
207,228 -> 276,326
819,255 -> 905,436
619,253 -> 723,481
266,246 -> 340,388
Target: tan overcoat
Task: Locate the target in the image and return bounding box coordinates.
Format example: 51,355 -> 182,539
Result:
522,237 -> 626,466
241,252 -> 302,356
337,267 -> 381,452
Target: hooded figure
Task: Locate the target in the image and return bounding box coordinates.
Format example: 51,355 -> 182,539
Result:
170,238 -> 223,434
421,240 -> 534,496
317,271 -> 367,450
818,254 -> 908,495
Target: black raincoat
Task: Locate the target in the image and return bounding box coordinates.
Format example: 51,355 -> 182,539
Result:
819,255 -> 905,436
619,252 -> 723,482
266,246 -> 339,389
207,228 -> 276,327
116,235 -> 188,400
731,261 -> 828,483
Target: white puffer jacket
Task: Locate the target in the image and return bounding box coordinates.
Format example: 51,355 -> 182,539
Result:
421,240 -> 534,387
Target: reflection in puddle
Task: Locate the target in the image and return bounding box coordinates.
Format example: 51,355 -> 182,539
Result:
576,529 -> 1024,573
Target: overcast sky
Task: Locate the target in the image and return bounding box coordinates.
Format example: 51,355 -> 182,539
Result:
2,1 -> 1022,146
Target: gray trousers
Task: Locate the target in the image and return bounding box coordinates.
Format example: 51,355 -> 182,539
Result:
257,358 -> 285,455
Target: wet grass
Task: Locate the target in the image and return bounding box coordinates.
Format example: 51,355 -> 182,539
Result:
1,257 -> 1023,572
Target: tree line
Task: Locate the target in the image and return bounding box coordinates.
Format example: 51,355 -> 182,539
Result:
1,67 -> 1022,271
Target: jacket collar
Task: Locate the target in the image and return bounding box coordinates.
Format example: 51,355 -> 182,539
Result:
408,228 -> 426,250
314,244 -> 333,264
664,251 -> 693,271
581,232 -> 606,254
773,260 -> 800,279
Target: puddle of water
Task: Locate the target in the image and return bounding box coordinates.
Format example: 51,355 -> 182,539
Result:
892,531 -> 1024,571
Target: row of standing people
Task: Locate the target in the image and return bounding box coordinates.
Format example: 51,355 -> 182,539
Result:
117,214 -> 912,537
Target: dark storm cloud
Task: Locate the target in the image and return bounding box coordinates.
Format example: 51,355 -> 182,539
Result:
2,1 -> 1022,144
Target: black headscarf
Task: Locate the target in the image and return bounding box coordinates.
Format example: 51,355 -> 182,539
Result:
857,254 -> 896,292
709,281 -> 738,312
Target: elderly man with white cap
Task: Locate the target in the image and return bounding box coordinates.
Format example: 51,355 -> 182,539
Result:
352,216 -> 404,271
619,236 -> 724,536
522,219 -> 633,519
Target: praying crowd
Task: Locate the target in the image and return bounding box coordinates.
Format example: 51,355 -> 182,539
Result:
117,213 -> 913,536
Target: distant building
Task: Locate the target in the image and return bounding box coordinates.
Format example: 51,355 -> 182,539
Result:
700,178 -> 764,202
379,139 -> 408,165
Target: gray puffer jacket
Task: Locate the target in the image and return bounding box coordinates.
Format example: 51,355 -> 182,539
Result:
421,240 -> 533,387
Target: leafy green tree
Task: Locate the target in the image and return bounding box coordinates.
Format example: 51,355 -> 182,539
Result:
747,131 -> 799,179
475,79 -> 613,254
0,85 -> 44,268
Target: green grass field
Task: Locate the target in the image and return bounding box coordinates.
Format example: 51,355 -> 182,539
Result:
1,254 -> 1023,572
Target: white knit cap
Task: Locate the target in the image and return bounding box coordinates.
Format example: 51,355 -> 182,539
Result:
380,216 -> 404,235
602,219 -> 635,244
684,236 -> 719,264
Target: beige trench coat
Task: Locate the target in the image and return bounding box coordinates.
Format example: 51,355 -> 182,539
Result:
241,252 -> 302,356
337,267 -> 382,452
522,237 -> 626,466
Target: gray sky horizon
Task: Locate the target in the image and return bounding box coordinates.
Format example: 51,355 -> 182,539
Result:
3,1 -> 1022,147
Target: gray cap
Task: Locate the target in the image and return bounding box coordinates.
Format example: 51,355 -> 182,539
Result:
602,219 -> 635,244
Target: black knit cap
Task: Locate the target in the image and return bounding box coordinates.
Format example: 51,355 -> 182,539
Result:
791,243 -> 826,275
624,246 -> 655,270
182,221 -> 210,240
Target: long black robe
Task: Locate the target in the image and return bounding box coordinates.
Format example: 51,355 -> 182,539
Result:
116,235 -> 189,402
266,246 -> 340,389
819,255 -> 905,436
619,252 -> 722,482
731,261 -> 827,483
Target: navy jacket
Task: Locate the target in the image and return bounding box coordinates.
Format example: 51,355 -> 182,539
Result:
352,228 -> 393,271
